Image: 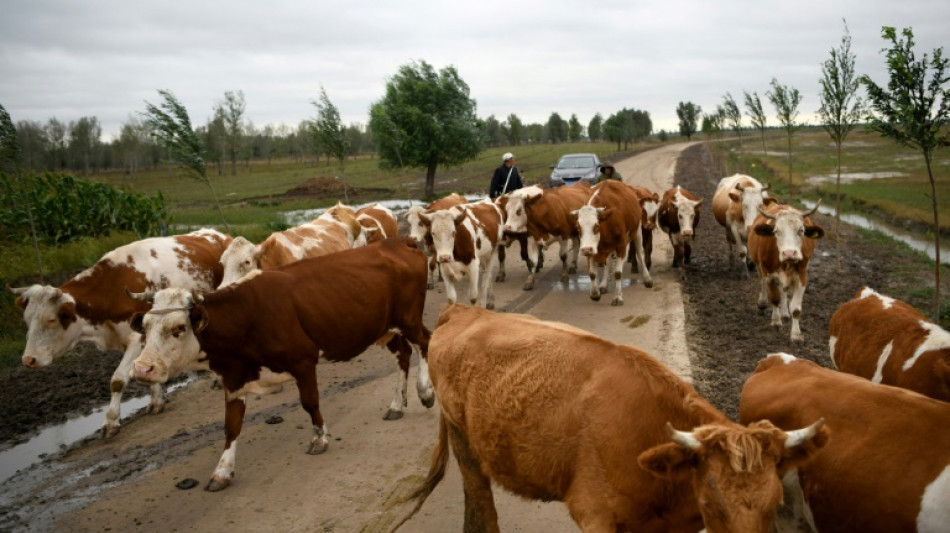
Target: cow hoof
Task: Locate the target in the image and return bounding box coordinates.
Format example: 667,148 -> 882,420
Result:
611,298 -> 624,306
598,287 -> 608,295
383,409 -> 404,421
100,425 -> 120,439
147,402 -> 165,415
486,302 -> 495,310
495,273 -> 506,283
420,394 -> 436,409
205,477 -> 232,492
307,441 -> 330,455
590,292 -> 601,302
568,266 -> 577,274
643,280 -> 654,289
523,281 -> 535,291
427,282 -> 435,290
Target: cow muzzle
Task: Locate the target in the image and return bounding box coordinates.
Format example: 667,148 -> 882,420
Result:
780,249 -> 802,263
580,247 -> 595,257
22,355 -> 40,368
437,254 -> 453,263
131,360 -> 163,383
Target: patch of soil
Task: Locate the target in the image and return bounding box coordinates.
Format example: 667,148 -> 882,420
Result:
281,176 -> 391,199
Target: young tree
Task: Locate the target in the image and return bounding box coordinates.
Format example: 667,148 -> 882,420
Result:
0,103 -> 44,280
505,114 -> 523,145
142,89 -> 229,231
676,101 -> 702,140
546,112 -> 567,143
368,60 -> 482,198
311,86 -> 352,201
588,113 -> 603,142
568,114 -> 583,142
215,90 -> 246,176
744,91 -> 768,155
15,120 -> 48,173
766,78 -> 803,198
861,26 -> 950,320
818,20 -> 864,251
722,93 -> 743,144
67,116 -> 102,175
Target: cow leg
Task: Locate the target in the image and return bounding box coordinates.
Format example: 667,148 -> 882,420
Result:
405,323 -> 435,409
206,392 -> 247,491
483,252 -> 498,310
441,264 -> 460,305
295,364 -> 330,455
609,252 -> 624,307
468,261 -> 482,307
767,275 -> 784,327
495,239 -> 507,283
427,255 -> 438,290
631,225 -> 653,288
684,236 -> 693,265
385,335 -> 412,420
788,271 -> 807,342
568,236 -> 580,274
102,337 -> 164,438
589,260 -> 606,301
446,423 -> 500,533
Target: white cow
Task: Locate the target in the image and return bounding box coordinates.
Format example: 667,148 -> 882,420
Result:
712,174 -> 775,274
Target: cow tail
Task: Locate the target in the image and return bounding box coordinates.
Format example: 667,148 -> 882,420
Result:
389,414 -> 450,532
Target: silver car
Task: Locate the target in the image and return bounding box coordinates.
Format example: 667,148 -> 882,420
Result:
549,153 -> 602,187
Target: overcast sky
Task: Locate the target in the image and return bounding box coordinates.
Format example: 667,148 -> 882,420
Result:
2,0 -> 948,141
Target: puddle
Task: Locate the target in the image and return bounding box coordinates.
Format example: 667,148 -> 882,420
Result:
806,171 -> 907,186
284,195 -> 485,226
0,378 -> 195,485
801,200 -> 948,265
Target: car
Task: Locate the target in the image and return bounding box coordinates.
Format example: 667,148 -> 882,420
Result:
549,153 -> 602,188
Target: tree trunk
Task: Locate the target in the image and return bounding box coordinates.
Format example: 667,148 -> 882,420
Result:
925,153 -> 941,321
425,160 -> 437,198
760,130 -> 767,156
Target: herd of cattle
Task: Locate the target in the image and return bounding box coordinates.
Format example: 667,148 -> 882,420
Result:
8,171 -> 950,532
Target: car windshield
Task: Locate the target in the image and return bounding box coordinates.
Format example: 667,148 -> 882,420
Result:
557,156 -> 595,169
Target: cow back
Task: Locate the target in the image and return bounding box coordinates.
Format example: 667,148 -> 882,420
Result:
588,180 -> 642,249
257,219 -> 352,271
526,183 -> 591,238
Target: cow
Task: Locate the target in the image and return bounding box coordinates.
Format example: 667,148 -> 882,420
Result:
356,202 -> 399,245
657,185 -> 703,278
712,174 -> 776,274
501,184 -> 592,290
128,238 -> 434,491
419,199 -> 503,309
829,286 -> 950,402
572,180 -> 652,306
747,202 -> 824,342
740,353 -> 950,533
9,228 -> 232,438
629,185 -> 660,270
219,202 -> 365,286
406,193 -> 467,289
391,305 -> 827,533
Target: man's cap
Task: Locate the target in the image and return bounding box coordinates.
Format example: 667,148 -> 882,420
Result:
502,152 -> 514,162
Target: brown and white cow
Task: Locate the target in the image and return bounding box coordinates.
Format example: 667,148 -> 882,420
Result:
657,185 -> 703,278
747,202 -> 824,342
406,193 -> 467,289
356,202 -> 398,245
391,305 -> 826,533
630,185 -> 660,270
712,174 -> 775,274
129,238 -> 434,491
572,180 -> 652,305
830,286 -> 950,402
502,184 -> 592,290
219,202 -> 365,286
420,199 -> 503,309
9,228 -> 231,437
740,353 -> 950,533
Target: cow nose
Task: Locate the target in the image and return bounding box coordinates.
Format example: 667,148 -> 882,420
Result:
781,250 -> 800,262
580,247 -> 594,257
438,254 -> 452,263
682,228 -> 693,236
132,362 -> 156,382
22,356 -> 37,368
504,224 -> 513,232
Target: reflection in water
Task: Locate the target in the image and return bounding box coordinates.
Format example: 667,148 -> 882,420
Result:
284,195 -> 485,226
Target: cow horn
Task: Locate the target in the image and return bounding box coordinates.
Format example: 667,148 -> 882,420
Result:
126,289 -> 155,303
757,206 -> 777,220
734,183 -> 745,192
7,285 -> 29,295
189,290 -> 204,306
666,422 -> 702,450
800,199 -> 822,218
761,182 -> 772,191
784,418 -> 825,448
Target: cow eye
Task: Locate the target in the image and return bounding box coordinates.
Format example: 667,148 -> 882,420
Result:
171,324 -> 186,338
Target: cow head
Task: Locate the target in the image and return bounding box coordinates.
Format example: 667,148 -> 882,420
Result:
406,205 -> 428,246
754,202 -> 825,264
572,205 -> 612,257
219,236 -> 263,287
639,192 -> 660,231
638,418 -> 828,533
10,285 -> 83,368
729,182 -> 774,234
421,207 -> 468,263
503,186 -> 543,234
128,288 -> 206,384
672,190 -> 703,238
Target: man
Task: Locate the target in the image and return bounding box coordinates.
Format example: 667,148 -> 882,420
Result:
489,152 -> 524,198
596,164 -> 622,183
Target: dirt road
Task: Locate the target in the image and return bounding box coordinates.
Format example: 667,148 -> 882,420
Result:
0,143 -> 697,533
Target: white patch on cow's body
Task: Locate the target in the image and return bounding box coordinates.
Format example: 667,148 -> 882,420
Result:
212,439 -> 238,485
903,321 -> 950,371
918,465 -> 950,532
873,341 -> 894,383
828,336 -> 839,369
768,352 -> 799,365
860,286 -> 896,309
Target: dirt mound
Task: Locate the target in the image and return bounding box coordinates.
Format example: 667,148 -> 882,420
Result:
284,176 -> 355,197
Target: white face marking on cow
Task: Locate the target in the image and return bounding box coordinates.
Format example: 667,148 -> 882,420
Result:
425,209 -> 465,263
861,286 -> 896,309
740,186 -> 768,231
873,341 -> 894,383
673,189 -> 701,236
574,205 -> 604,257
918,465 -> 950,531
406,206 -> 427,244
641,200 -> 659,229
766,210 -> 809,263
504,186 -> 543,233
768,352 -> 799,365
220,237 -> 261,287
902,321 -> 950,371
131,288 -> 204,383
18,285 -> 85,367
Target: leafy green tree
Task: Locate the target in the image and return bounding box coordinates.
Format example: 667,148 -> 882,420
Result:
0,103 -> 44,279
861,26 -> 950,319
676,101 -> 702,140
46,118 -> 67,170
142,89 -> 230,232
546,112 -> 567,143
482,115 -> 506,146
117,116 -> 150,178
744,91 -> 768,154
15,120 -> 47,173
67,116 -> 101,175
766,78 -> 803,198
568,114 -> 583,142
505,114 -> 523,145
214,90 -> 245,176
311,86 -> 352,201
722,93 -> 743,144
588,113 -> 603,142
629,109 -> 653,141
701,111 -> 723,138
818,19 -> 864,249
604,112 -> 623,150
368,60 -> 482,198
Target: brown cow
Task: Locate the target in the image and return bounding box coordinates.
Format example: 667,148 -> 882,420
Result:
830,286 -> 950,401
356,202 -> 399,244
9,228 -> 231,438
657,185 -> 703,278
406,193 -> 467,289
740,353 -> 950,533
712,174 -> 775,274
629,185 -> 660,270
392,305 -> 826,533
128,238 -> 434,491
747,202 -> 824,341
501,184 -> 592,289
573,180 -> 652,305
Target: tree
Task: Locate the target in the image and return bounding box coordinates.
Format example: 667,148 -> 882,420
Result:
588,113 -> 603,142
67,117 -> 102,175
117,116 -> 150,178
215,90 -> 246,176
311,86 -> 352,201
766,78 -> 803,198
861,26 -> 950,320
46,118 -> 67,170
142,89 -> 229,232
482,115 -> 505,146
368,60 -> 482,198
676,101 -> 702,140
505,114 -> 523,145
15,120 -> 48,173
818,19 -> 864,256
568,114 -> 583,142
1,103 -> 44,280
722,93 -> 743,144
744,91 -> 768,155
546,112 -> 567,143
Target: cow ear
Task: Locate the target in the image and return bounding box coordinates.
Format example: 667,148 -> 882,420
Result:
753,223 -> 775,237
804,225 -> 825,239
130,312 -> 145,334
695,198 -> 704,209
597,207 -> 614,221
58,302 -> 77,330
190,306 -> 209,333
763,197 -> 778,206
729,191 -> 742,202
15,296 -> 28,310
525,194 -> 542,206
637,442 -> 698,480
